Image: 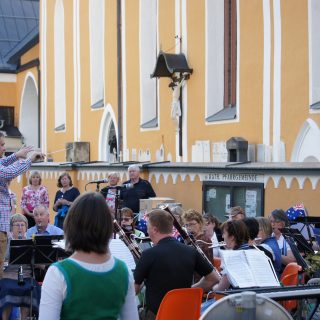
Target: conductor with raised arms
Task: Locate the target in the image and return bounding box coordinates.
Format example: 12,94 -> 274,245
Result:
0,132 -> 45,279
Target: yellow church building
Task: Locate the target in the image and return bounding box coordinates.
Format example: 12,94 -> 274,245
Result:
1,0 -> 320,222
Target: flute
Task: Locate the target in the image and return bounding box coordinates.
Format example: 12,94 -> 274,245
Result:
113,220 -> 142,261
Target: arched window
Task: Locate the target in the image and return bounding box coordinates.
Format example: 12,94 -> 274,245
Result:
54,0 -> 66,130
89,0 -> 104,108
140,0 -> 158,128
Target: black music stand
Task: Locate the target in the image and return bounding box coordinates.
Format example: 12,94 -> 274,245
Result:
9,239 -> 42,319
281,227 -> 314,255
10,237 -> 68,319
281,227 -> 313,271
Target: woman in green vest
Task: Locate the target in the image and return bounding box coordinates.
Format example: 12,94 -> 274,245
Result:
39,192 -> 138,320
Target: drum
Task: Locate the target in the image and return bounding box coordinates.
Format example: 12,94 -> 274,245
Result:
200,291 -> 293,320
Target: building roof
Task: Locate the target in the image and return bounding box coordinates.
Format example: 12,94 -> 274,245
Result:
0,0 -> 39,71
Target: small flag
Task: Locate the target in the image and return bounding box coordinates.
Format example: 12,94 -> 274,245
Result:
286,203 -> 306,221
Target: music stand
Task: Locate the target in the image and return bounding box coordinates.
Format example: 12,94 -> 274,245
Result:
9,240 -> 39,319
281,227 -> 314,255
281,227 -> 312,271
9,237 -> 67,319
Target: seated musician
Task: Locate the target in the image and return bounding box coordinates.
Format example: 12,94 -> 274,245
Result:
182,209 -> 213,262
269,209 -> 296,272
26,205 -> 64,238
203,213 -> 223,257
39,192 -> 138,320
0,214 -> 41,320
256,217 -> 282,278
134,209 -> 220,320
120,207 -> 145,238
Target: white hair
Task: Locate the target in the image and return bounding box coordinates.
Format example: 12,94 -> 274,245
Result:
128,164 -> 140,172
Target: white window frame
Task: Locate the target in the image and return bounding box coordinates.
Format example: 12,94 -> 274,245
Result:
89,0 -> 105,108
54,0 -> 66,131
139,0 -> 158,128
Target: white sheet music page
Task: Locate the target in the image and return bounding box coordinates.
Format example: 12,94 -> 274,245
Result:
109,238 -> 136,270
220,250 -> 256,288
244,250 -> 280,287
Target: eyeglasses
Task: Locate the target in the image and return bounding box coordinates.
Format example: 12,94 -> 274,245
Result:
121,217 -> 132,222
185,222 -> 198,227
270,219 -> 282,224
13,223 -> 26,228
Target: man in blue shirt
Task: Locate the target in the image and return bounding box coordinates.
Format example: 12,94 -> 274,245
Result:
27,205 -> 64,238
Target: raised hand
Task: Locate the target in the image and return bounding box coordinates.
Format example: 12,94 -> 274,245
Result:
15,146 -> 34,159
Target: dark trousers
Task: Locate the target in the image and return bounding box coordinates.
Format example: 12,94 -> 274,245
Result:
139,308 -> 156,320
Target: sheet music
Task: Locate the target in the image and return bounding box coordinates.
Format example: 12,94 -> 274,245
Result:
220,250 -> 280,288
109,239 -> 136,270
220,250 -> 256,288
244,250 -> 280,287
53,239 -> 136,270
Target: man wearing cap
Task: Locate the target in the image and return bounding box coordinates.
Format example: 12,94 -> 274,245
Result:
225,206 -> 246,221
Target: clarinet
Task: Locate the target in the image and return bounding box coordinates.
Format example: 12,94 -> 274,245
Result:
113,220 -> 142,261
158,204 -> 216,269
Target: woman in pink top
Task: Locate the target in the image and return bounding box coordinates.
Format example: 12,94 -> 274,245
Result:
20,170 -> 49,227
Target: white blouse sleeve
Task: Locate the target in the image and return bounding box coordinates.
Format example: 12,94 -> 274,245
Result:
39,265 -> 66,320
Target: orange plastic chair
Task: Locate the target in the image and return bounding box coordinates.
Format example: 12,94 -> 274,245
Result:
280,262 -> 302,311
155,288 -> 203,320
213,257 -> 222,273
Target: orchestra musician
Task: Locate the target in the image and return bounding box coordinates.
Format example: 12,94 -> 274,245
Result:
134,209 -> 220,320
26,205 -> 64,238
203,213 -> 222,257
256,217 -> 282,278
0,214 -> 41,320
39,192 -> 138,320
269,209 -> 296,271
181,209 -> 213,263
225,206 -> 246,221
201,220 -> 250,313
120,207 -> 145,238
213,220 -> 250,291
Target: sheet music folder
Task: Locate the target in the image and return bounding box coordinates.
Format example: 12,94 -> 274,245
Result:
9,239 -> 33,265
10,236 -> 68,265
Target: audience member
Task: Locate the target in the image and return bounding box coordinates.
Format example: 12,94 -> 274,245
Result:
101,172 -> 120,214
53,172 -> 80,229
39,192 -> 138,320
121,164 -> 156,214
21,170 -> 49,228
